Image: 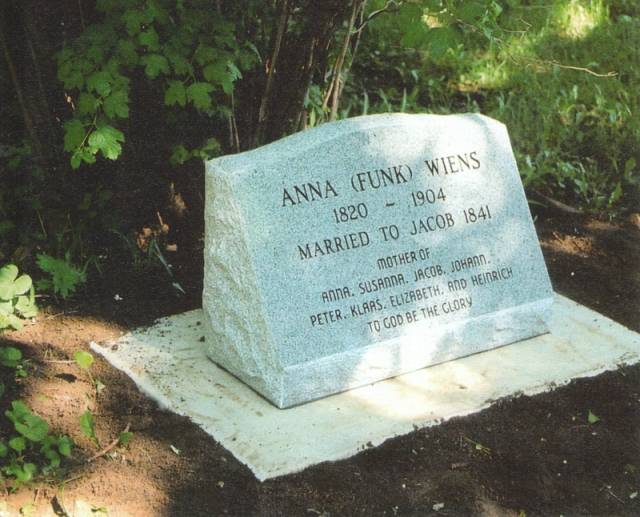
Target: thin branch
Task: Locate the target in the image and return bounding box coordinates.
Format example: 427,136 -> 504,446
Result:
78,0 -> 86,29
456,18 -> 618,78
0,17 -> 44,159
507,53 -> 618,77
327,0 -> 363,121
87,422 -> 131,462
259,0 -> 289,124
354,0 -> 401,34
229,92 -> 240,153
337,1 -> 366,104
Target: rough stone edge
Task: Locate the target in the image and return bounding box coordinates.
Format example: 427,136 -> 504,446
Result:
203,162 -> 281,402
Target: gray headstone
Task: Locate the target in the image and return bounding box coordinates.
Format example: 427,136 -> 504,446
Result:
203,113 -> 554,408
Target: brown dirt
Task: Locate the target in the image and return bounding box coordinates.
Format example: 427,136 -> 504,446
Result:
1,206 -> 640,517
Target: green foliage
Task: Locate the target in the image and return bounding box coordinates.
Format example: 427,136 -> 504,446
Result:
0,141 -> 45,254
0,347 -> 23,368
55,0 -> 258,168
118,431 -> 133,446
1,401 -> 75,491
353,0 -> 640,213
0,346 -> 28,398
36,253 -> 87,299
169,138 -> 222,166
0,265 -> 38,331
80,411 -> 100,448
74,350 -> 94,371
74,349 -> 105,393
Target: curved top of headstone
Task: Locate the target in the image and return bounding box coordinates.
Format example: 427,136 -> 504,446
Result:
209,113 -> 500,173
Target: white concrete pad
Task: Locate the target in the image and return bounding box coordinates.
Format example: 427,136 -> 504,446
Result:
91,294 -> 640,481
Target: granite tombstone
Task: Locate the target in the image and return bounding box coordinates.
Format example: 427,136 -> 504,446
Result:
203,113 -> 554,408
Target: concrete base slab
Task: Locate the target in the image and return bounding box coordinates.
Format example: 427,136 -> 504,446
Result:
91,294 -> 640,481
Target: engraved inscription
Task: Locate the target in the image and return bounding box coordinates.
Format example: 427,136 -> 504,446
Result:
273,147 -> 523,333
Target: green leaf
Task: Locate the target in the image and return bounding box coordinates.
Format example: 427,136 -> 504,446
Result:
87,71 -> 113,97
187,82 -> 215,111
197,138 -> 222,160
15,414 -> 49,442
0,300 -> 13,317
76,93 -> 101,116
7,462 -> 36,484
6,401 -> 31,425
88,124 -> 125,160
80,411 -> 100,447
9,437 -> 26,453
63,119 -> 87,152
227,62 -> 242,80
401,22 -> 428,48
141,54 -> 170,79
0,347 -> 22,367
57,435 -> 75,456
0,315 -> 11,329
203,62 -> 228,84
16,292 -> 38,319
0,441 -> 7,457
424,0 -> 442,12
71,150 -> 82,169
95,379 -> 106,394
118,432 -> 133,446
70,147 -> 97,169
170,145 -> 191,165
122,9 -> 147,36
625,157 -> 636,176
139,28 -> 160,52
588,410 -> 600,423
194,44 -> 217,66
11,274 -> 32,297
165,80 -> 187,107
165,45 -> 193,75
74,350 -> 94,370
103,88 -> 130,119
116,39 -> 139,64
8,314 -> 23,330
36,254 -> 87,298
0,264 -> 19,288
22,463 -> 38,483
458,2 -> 487,24
398,2 -> 424,25
64,71 -> 85,91
428,27 -> 457,60
42,443 -> 61,467
0,265 -> 29,301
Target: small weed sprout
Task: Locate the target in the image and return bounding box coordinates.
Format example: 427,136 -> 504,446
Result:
74,350 -> 105,394
79,411 -> 100,449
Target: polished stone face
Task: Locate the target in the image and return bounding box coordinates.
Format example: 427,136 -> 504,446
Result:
203,113 -> 554,408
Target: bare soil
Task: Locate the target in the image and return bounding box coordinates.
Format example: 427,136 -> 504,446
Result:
1,205 -> 639,517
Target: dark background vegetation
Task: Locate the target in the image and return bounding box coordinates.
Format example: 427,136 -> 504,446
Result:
1,0 -> 638,297
0,1 -> 639,513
